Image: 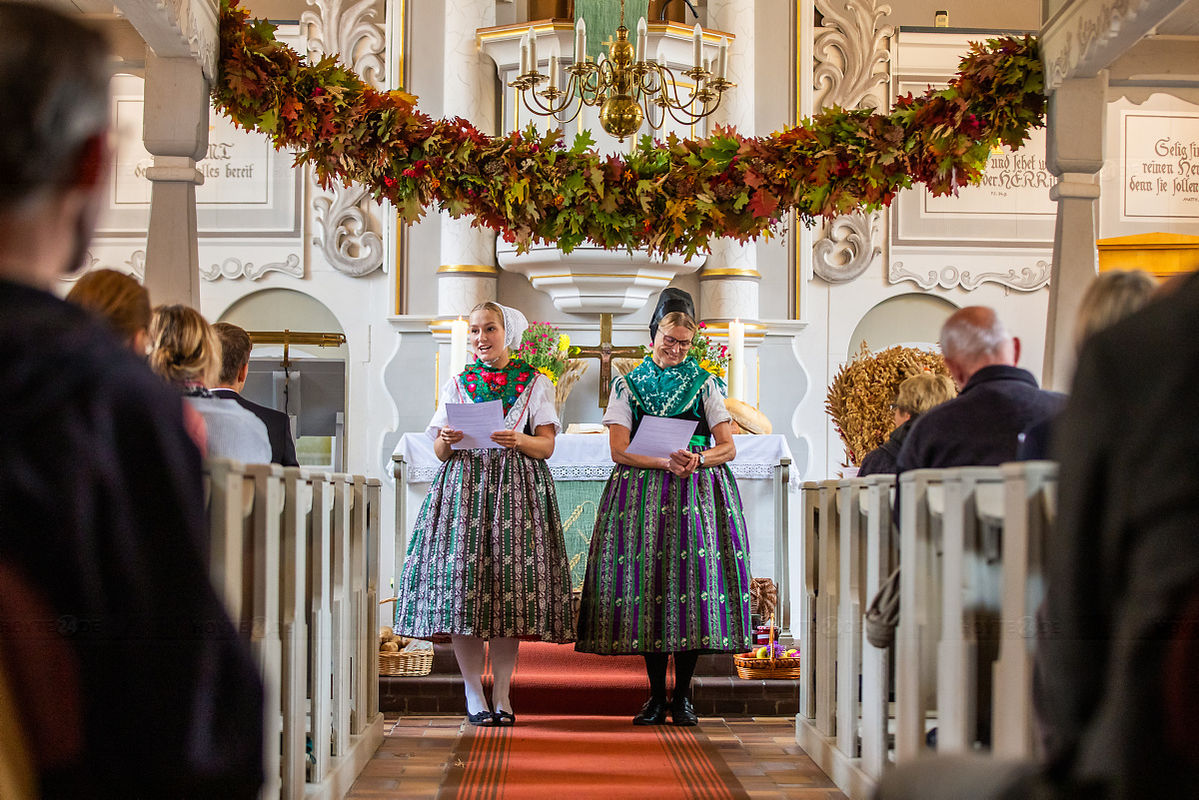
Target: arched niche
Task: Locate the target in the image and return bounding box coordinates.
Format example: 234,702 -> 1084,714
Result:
217,288 -> 349,470
848,293 -> 959,359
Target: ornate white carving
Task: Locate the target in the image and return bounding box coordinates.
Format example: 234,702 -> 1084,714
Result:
302,0 -> 386,277
812,211 -> 882,284
312,186 -> 385,277
302,0 -> 385,88
114,0 -> 219,81
813,0 -> 894,112
888,259 -> 1051,292
200,254 -> 303,281
1040,0 -> 1180,95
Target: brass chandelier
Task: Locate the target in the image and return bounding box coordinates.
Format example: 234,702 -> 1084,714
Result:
509,0 -> 734,142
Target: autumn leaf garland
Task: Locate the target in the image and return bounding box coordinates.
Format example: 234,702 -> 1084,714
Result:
212,0 -> 1046,258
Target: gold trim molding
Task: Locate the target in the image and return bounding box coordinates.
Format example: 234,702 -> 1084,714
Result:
437,264 -> 500,275
700,268 -> 763,279
1097,232 -> 1199,277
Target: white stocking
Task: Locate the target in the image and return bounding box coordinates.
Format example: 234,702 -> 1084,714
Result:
451,634 -> 488,715
488,637 -> 520,714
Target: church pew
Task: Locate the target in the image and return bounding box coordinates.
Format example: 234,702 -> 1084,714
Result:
799,481 -> 821,721
991,461 -> 1057,759
798,464 -> 1059,798
895,468 -> 944,764
204,459 -> 385,800
859,474 -> 896,780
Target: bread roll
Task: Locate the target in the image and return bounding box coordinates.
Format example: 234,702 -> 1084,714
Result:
724,398 -> 772,434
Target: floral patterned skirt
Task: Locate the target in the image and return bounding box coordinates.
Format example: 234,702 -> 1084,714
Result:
393,448 -> 575,642
574,460 -> 753,655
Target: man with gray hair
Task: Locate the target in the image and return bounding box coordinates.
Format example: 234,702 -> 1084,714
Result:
896,305 -> 1064,472
0,3 -> 262,794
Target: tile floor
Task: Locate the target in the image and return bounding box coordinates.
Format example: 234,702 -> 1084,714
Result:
346,714 -> 848,800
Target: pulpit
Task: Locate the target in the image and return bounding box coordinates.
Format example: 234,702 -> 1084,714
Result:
392,432 -> 798,634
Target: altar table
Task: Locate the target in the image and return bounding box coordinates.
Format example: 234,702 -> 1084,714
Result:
391,433 -> 796,632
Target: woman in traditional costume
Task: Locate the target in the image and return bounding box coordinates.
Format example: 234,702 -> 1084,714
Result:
576,288 -> 753,726
393,302 -> 574,727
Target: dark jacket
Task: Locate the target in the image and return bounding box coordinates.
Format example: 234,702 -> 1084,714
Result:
212,387 -> 299,467
858,418 -> 914,476
895,364 -> 1065,472
1037,271 -> 1199,793
0,279 -> 263,796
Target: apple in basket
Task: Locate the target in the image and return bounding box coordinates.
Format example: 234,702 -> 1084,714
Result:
754,643 -> 787,659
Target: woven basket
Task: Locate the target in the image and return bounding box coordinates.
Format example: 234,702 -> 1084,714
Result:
377,596 -> 434,677
733,616 -> 800,680
379,647 -> 434,677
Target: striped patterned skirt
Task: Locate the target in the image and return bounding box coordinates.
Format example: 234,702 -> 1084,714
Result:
393,448 -> 574,642
575,460 -> 753,654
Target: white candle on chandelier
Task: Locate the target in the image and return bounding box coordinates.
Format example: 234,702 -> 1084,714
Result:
548,54 -> 558,92
575,17 -> 586,63
716,37 -> 728,81
527,26 -> 538,74
727,319 -> 745,401
519,32 -> 530,75
449,317 -> 468,376
636,17 -> 647,62
692,23 -> 703,70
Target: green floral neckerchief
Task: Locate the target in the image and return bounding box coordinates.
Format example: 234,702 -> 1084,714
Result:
620,356 -> 710,418
458,356 -> 537,415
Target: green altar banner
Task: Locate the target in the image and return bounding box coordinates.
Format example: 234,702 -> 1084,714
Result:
575,0 -> 650,62
554,480 -> 605,589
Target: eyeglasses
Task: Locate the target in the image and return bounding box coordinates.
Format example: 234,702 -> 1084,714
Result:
660,333 -> 693,350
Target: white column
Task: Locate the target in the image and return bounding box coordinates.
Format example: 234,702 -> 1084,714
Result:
142,53 -> 208,307
438,0 -> 497,320
702,0 -> 760,404
1043,74 -> 1107,391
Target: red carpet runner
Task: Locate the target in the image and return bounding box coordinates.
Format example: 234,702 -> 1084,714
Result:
440,715 -> 748,800
505,641 -> 652,715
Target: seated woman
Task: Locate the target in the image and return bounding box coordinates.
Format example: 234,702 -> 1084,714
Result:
149,304 -> 270,463
858,372 -> 956,476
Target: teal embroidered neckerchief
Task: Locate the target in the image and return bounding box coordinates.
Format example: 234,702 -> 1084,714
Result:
622,356 -> 709,417
458,356 -> 536,415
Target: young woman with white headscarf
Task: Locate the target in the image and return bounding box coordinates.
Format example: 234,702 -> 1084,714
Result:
393,302 -> 574,727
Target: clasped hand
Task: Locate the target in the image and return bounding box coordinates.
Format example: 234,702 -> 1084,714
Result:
665,449 -> 700,477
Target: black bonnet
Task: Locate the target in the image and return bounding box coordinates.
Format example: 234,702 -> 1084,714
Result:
649,288 -> 696,340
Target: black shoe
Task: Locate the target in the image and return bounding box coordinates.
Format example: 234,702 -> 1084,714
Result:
493,710 -> 516,727
633,697 -> 669,725
670,695 -> 698,727
466,710 -> 493,726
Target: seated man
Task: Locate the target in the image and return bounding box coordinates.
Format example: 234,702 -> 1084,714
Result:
896,306 -> 1065,472
213,322 -> 299,466
0,4 -> 262,795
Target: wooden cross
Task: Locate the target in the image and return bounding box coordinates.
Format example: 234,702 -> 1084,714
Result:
572,313 -> 645,409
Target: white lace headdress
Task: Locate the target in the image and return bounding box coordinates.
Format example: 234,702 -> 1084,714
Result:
497,304 -> 528,351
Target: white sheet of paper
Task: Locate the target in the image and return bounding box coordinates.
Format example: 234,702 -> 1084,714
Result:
625,415 -> 698,459
445,400 -> 505,450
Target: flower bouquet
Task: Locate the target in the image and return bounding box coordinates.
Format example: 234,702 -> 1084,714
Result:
690,322 -> 728,379
517,322 -> 586,415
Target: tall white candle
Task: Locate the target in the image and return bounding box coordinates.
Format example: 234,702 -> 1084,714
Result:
716,37 -> 728,80
548,54 -> 558,91
449,317 -> 468,376
528,26 -> 538,74
636,17 -> 647,62
519,33 -> 530,75
575,17 -> 586,62
727,319 -> 745,401
692,23 -> 703,70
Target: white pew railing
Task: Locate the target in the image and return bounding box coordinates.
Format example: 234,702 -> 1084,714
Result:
204,460 -> 386,800
795,462 -> 1058,800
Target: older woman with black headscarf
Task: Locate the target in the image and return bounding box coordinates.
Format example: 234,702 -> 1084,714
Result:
393,302 -> 574,728
576,288 -> 753,727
